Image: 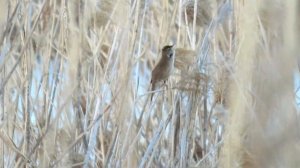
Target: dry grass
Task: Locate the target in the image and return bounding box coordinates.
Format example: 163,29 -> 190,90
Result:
0,0 -> 299,167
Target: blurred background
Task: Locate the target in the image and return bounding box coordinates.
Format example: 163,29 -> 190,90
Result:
0,0 -> 299,167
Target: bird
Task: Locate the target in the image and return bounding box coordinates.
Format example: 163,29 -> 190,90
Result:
150,45 -> 175,101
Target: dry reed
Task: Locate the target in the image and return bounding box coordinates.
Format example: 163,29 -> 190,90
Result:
0,0 -> 299,167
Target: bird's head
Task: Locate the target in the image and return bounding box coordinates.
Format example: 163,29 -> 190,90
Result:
162,45 -> 175,59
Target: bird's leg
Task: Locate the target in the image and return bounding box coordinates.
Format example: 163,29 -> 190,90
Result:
163,80 -> 168,90
150,82 -> 156,101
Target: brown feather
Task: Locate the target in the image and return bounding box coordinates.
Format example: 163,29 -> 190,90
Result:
150,45 -> 175,101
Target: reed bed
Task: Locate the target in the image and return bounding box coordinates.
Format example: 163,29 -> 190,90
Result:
0,0 -> 299,167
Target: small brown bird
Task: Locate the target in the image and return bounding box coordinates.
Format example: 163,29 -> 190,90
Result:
150,45 -> 175,100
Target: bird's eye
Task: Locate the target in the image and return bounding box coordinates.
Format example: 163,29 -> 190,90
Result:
168,53 -> 173,58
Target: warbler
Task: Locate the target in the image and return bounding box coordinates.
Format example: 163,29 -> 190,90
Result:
150,45 -> 175,100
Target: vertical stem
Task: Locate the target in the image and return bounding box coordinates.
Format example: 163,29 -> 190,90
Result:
203,80 -> 208,154
0,57 -> 5,168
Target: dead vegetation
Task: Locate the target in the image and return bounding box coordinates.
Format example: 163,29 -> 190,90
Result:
0,0 -> 299,167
